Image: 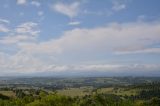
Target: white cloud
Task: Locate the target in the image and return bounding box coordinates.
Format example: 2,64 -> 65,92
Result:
0,18 -> 10,32
0,51 -> 159,75
137,15 -> 146,21
0,22 -> 40,44
38,11 -> 44,16
19,21 -> 160,55
15,22 -> 40,36
52,2 -> 80,18
0,51 -> 44,74
68,21 -> 80,25
0,52 -> 10,65
0,25 -> 9,32
17,0 -> 27,5
0,35 -> 33,44
0,50 -> 159,75
31,1 -> 41,7
112,1 -> 126,11
83,0 -> 129,17
0,19 -> 10,24
1,21 -> 160,75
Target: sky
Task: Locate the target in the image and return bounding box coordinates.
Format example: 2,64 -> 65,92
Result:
0,0 -> 160,76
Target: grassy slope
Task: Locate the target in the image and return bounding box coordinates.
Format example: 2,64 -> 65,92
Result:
0,91 -> 16,98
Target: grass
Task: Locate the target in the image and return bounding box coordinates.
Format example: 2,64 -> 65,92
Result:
97,87 -> 114,94
113,88 -> 137,96
57,87 -> 92,97
97,87 -> 138,96
57,86 -> 138,97
0,91 -> 16,98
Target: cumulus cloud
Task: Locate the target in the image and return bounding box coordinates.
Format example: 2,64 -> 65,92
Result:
0,51 -> 44,74
17,0 -> 27,5
0,21 -> 160,75
112,1 -> 126,11
19,21 -> 160,55
31,1 -> 41,7
0,25 -> 9,32
15,22 -> 40,36
0,35 -> 34,44
0,22 -> 40,44
0,18 -> 10,32
52,2 -> 80,18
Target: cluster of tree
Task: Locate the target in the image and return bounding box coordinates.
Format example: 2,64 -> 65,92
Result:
0,94 -> 10,100
0,91 -> 160,106
124,82 -> 160,101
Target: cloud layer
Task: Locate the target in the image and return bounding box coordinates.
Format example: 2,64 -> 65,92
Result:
0,20 -> 160,75
18,21 -> 160,55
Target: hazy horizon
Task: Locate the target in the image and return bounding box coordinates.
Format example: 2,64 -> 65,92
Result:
0,0 -> 160,76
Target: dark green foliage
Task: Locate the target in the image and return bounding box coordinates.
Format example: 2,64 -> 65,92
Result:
0,94 -> 10,100
27,94 -> 76,106
142,97 -> 160,106
15,89 -> 26,98
138,89 -> 160,99
0,93 -> 139,106
79,94 -> 135,106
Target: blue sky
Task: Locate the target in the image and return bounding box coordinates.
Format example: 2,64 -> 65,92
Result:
0,0 -> 160,76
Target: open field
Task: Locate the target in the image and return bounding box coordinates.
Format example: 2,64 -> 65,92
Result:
0,91 -> 16,98
57,87 -> 92,97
